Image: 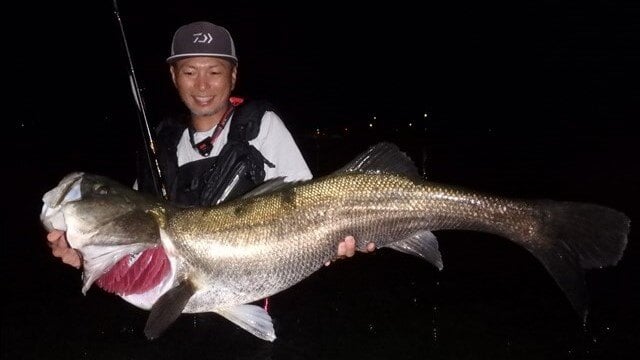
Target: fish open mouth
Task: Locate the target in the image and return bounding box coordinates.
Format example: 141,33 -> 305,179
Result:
95,246 -> 171,296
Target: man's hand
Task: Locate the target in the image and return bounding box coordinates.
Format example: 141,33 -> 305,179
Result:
47,230 -> 82,269
325,235 -> 376,266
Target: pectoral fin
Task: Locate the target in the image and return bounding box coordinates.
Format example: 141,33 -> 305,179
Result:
216,304 -> 276,342
144,279 -> 196,339
384,230 -> 443,270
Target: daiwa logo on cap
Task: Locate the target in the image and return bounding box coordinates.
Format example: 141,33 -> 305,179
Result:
166,21 -> 238,64
193,32 -> 213,44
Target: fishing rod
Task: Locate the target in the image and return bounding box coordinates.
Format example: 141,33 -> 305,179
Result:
112,0 -> 167,199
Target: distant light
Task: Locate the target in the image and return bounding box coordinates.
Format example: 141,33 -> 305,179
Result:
408,122 -> 413,127
344,127 -> 349,132
373,116 -> 377,120
369,123 -> 373,128
423,113 -> 428,118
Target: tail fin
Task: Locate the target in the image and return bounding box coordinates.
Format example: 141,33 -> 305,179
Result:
523,200 -> 630,321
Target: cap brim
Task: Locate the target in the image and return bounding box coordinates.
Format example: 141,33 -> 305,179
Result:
166,53 -> 238,64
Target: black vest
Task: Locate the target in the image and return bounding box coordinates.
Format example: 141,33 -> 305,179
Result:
137,99 -> 275,207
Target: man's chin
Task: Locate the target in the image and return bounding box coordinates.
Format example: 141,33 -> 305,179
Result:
189,106 -> 221,117
192,110 -> 216,117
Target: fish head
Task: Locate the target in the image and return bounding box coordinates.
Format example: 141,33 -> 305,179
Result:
41,172 -> 173,301
41,172 -> 159,244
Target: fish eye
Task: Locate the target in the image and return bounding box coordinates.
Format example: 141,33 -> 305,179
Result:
93,184 -> 110,195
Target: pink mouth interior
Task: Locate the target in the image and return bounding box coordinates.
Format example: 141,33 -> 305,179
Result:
95,246 -> 170,296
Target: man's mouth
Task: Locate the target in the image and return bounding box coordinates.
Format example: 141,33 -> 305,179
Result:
193,96 -> 214,106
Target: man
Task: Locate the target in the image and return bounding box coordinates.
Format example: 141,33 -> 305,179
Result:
47,21 -> 374,270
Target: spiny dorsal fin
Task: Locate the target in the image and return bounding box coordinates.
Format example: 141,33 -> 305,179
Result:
335,142 -> 422,180
144,279 -> 196,339
241,142 -> 422,200
240,177 -> 302,199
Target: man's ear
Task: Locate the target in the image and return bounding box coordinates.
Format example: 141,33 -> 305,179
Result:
231,65 -> 238,91
169,65 -> 178,87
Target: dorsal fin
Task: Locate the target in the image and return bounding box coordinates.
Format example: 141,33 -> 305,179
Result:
241,142 -> 422,200
240,177 -> 301,199
335,142 -> 422,180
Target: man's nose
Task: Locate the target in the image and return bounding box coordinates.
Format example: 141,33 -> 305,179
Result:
195,75 -> 209,90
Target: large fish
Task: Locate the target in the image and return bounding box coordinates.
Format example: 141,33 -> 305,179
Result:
40,142 -> 630,342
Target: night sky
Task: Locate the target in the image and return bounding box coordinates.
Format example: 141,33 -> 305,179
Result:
5,1 -> 640,358
11,0 -> 637,189
17,1 -> 638,137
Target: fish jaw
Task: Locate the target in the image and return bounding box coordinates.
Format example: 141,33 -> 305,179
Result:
40,172 -> 84,232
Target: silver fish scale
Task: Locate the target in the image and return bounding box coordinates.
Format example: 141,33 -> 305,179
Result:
163,172 -> 538,310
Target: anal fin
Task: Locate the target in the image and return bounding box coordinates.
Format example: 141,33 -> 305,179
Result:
144,279 -> 196,339
216,304 -> 276,342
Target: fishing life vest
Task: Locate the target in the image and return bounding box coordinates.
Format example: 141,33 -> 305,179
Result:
137,98 -> 275,207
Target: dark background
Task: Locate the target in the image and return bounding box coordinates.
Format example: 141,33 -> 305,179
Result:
4,1 -> 639,359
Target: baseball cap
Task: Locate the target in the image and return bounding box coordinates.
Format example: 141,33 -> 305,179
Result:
166,21 -> 237,64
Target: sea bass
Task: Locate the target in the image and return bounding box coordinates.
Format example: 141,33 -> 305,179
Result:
40,142 -> 630,341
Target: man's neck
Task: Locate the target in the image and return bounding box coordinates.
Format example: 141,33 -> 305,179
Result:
191,115 -> 220,132
190,104 -> 231,132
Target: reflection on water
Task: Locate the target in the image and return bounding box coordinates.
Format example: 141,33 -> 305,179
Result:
4,132 -> 638,360
432,282 -> 440,345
